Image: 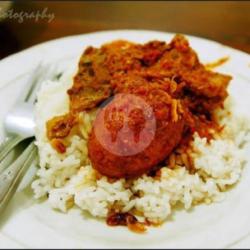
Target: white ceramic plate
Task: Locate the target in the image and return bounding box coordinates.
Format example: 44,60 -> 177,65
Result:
0,30 -> 250,249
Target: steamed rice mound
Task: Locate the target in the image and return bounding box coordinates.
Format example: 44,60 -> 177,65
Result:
32,69 -> 250,225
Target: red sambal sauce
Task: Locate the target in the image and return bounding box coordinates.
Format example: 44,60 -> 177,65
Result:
107,212 -> 147,233
46,34 -> 231,178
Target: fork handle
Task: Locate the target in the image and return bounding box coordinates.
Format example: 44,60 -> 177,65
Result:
0,135 -> 25,163
0,142 -> 37,213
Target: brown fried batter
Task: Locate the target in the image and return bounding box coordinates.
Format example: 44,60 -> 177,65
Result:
46,113 -> 77,140
67,46 -> 112,112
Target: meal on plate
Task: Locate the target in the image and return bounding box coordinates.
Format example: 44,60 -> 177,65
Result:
32,34 -> 250,233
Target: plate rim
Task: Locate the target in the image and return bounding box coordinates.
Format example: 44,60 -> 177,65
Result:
1,28 -> 249,66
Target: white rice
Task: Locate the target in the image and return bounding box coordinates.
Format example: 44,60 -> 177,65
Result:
32,70 -> 250,224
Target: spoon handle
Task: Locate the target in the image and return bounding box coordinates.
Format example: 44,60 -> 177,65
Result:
0,135 -> 25,167
0,142 -> 37,213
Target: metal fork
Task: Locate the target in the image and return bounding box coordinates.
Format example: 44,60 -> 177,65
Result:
0,64 -> 59,166
0,63 -> 62,213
